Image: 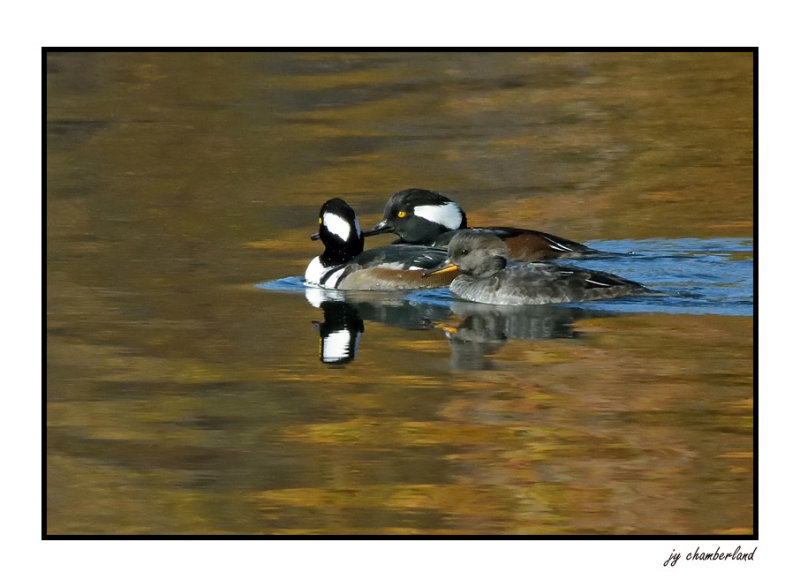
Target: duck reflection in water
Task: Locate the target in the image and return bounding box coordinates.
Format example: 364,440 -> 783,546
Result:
309,298 -> 364,365
433,302 -> 609,370
305,287 -> 452,365
305,288 -> 611,369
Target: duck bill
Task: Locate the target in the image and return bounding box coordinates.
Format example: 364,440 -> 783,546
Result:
310,232 -> 321,241
422,262 -> 458,277
363,219 -> 394,237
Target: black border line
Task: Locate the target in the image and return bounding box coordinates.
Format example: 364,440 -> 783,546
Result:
42,47 -> 757,540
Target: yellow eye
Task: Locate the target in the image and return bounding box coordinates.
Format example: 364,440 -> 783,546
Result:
318,218 -> 322,224
398,211 -> 407,218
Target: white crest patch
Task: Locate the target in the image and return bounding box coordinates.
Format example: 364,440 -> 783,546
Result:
414,202 -> 464,230
321,329 -> 360,363
323,212 -> 352,242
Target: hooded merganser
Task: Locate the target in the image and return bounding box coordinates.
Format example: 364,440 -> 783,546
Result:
424,231 -> 650,305
364,188 -> 599,261
305,198 -> 455,290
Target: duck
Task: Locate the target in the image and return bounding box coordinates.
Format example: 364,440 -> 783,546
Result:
423,231 -> 650,305
305,198 -> 456,290
364,188 -> 600,261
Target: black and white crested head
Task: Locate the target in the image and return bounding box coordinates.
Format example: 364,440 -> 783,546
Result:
319,198 -> 363,243
387,189 -> 467,230
313,198 -> 365,265
366,188 -> 468,244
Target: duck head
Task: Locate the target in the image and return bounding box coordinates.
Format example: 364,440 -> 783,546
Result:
310,198 -> 365,265
364,188 -> 467,244
424,230 -> 509,279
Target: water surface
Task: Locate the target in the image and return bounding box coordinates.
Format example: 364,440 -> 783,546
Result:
47,51 -> 753,535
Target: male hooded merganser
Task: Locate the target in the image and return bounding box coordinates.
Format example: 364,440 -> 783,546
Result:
424,231 -> 649,305
305,198 -> 455,290
364,188 -> 599,261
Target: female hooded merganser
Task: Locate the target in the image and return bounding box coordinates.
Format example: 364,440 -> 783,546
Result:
364,188 -> 599,261
424,231 -> 649,305
305,198 -> 455,290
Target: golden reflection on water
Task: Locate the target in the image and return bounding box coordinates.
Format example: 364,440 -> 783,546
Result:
46,51 -> 753,535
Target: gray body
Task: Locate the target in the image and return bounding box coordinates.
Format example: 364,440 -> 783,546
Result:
450,262 -> 648,305
436,231 -> 649,306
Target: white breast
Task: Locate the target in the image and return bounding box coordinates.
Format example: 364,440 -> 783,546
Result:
305,256 -> 347,289
304,256 -> 327,285
323,267 -> 346,288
